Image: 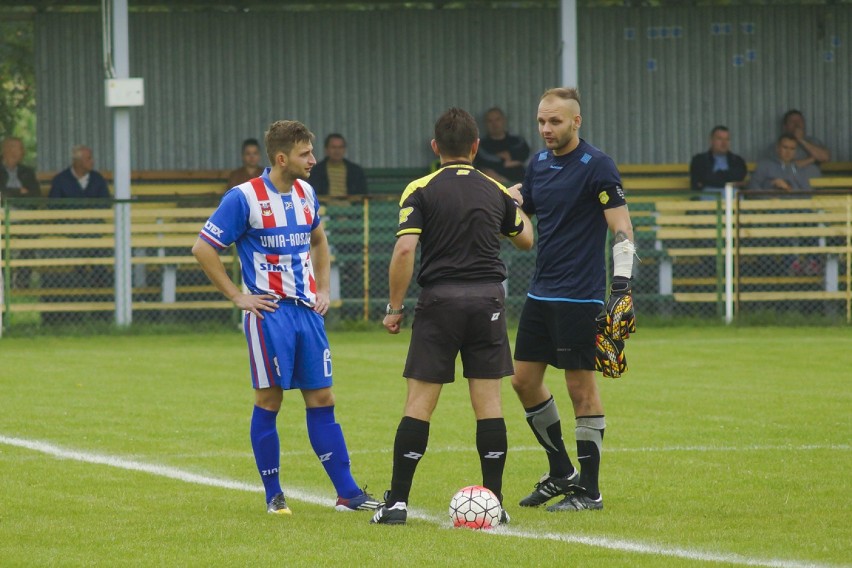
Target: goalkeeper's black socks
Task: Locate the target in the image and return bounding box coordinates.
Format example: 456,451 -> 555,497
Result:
576,415 -> 605,499
524,396 -> 576,478
388,416 -> 430,505
476,418 -> 507,502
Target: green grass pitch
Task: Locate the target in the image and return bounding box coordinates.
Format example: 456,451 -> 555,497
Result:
0,326 -> 849,567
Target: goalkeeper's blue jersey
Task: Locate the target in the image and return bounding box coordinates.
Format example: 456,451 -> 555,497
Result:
520,138 -> 626,303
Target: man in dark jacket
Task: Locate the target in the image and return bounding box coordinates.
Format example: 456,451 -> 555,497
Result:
689,126 -> 747,194
49,145 -> 110,199
310,133 -> 367,196
1,136 -> 41,200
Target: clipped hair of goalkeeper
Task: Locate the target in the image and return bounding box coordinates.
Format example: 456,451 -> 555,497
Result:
434,107 -> 478,158
264,120 -> 315,163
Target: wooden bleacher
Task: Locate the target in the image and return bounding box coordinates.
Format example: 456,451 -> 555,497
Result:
654,194 -> 852,304
0,205 -> 237,316
6,165 -> 849,321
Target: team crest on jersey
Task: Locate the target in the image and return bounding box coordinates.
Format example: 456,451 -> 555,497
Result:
599,191 -> 610,205
260,201 -> 273,217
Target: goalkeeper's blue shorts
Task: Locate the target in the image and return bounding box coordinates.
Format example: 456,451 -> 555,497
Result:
243,301 -> 333,390
514,298 -> 597,370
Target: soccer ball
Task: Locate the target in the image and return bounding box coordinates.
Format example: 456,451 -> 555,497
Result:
448,485 -> 502,530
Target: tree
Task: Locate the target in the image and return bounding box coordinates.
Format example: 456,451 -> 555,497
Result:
0,18 -> 36,156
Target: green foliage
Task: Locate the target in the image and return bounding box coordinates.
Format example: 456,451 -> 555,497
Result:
0,18 -> 36,157
0,327 -> 850,566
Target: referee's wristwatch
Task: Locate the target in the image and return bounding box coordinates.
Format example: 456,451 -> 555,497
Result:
385,303 -> 405,316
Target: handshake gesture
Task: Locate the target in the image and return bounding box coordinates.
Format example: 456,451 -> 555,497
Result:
595,276 -> 636,378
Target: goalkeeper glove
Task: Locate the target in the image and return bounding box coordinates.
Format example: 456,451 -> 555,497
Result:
595,332 -> 627,379
597,276 -> 635,342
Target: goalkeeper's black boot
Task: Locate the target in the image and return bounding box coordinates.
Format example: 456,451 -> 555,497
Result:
546,487 -> 603,512
518,470 -> 580,507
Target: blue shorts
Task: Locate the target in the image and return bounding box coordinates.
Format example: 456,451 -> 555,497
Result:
243,301 -> 332,390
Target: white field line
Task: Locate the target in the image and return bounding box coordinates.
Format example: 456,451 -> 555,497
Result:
1,435 -> 843,568
163,443 -> 850,460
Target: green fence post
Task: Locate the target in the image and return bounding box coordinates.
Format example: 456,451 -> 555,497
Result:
2,200 -> 11,329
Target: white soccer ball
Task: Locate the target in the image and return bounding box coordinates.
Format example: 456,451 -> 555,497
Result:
448,485 -> 502,530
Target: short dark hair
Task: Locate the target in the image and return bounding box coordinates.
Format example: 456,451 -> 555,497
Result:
710,125 -> 729,136
777,133 -> 798,145
541,87 -> 581,107
434,107 -> 478,158
324,133 -> 346,148
264,121 -> 314,163
241,138 -> 259,151
782,109 -> 803,124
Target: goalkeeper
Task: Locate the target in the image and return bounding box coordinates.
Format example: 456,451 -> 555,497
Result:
511,87 -> 635,513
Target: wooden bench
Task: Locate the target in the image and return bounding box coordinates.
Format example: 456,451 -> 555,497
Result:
1,206 -> 236,316
654,195 -> 852,303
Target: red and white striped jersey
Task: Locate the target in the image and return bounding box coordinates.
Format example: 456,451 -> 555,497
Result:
199,168 -> 321,305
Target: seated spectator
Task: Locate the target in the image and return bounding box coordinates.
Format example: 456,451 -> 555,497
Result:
473,107 -> 530,184
689,126 -> 747,193
765,109 -> 830,179
226,138 -> 264,189
49,145 -> 110,199
750,134 -> 812,192
310,133 -> 367,196
1,136 -> 41,200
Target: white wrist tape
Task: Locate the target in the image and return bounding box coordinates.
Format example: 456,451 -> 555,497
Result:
612,240 -> 636,278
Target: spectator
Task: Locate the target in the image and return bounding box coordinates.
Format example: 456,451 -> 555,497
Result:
765,110 -> 830,179
226,138 -> 264,189
310,133 -> 367,196
1,136 -> 41,200
473,107 -> 530,184
750,134 -> 812,192
49,145 -> 110,199
689,126 -> 747,193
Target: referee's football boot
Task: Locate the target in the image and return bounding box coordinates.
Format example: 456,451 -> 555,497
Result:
546,487 -> 603,512
267,492 -> 292,515
335,487 -> 382,512
518,469 -> 581,507
369,491 -> 408,525
499,507 -> 511,525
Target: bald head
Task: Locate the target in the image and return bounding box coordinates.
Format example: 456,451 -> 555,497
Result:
537,88 -> 582,156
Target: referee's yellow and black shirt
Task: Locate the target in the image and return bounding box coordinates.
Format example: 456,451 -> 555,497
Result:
396,161 -> 525,287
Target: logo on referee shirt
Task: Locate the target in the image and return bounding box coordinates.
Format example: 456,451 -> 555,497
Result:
491,312 -> 500,321
399,207 -> 414,225
260,201 -> 273,217
598,191 -> 610,205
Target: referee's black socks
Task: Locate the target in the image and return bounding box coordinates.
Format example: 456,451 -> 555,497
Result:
388,416 -> 429,505
476,418 -> 507,502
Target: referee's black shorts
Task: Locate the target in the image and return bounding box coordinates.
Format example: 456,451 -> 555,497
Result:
403,282 -> 513,383
514,297 -> 600,370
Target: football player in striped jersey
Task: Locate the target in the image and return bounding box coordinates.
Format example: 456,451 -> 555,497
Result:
193,120 -> 378,515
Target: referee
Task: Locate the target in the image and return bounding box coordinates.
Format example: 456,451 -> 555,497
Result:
370,107 -> 533,525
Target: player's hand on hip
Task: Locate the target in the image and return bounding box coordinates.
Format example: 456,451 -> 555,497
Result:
234,293 -> 278,319
383,314 -> 403,334
313,291 -> 331,316
506,183 -> 523,206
